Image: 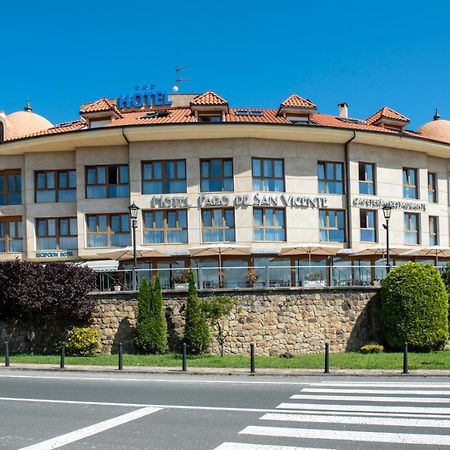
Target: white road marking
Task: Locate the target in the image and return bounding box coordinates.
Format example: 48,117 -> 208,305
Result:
0,395 -> 324,414
261,412 -> 450,428
214,443 -> 334,450
302,387 -> 450,395
18,406 -> 161,450
278,402 -> 450,414
313,381 -> 450,388
240,425 -> 450,446
0,373 -> 308,386
290,393 -> 450,403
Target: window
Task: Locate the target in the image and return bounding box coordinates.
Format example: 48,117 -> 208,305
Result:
198,114 -> 222,123
360,209 -> 377,242
319,209 -> 345,242
86,213 -> 130,247
143,209 -> 188,244
35,170 -> 76,203
404,212 -> 420,245
142,160 -> 186,194
36,217 -> 77,250
0,170 -> 21,205
428,172 -> 437,203
0,122 -> 4,143
202,208 -> 235,242
252,158 -> 285,192
200,158 -> 233,192
0,218 -> 23,252
429,216 -> 438,246
359,162 -> 375,195
317,161 -> 344,194
86,165 -> 129,198
403,168 -> 418,199
253,208 -> 286,241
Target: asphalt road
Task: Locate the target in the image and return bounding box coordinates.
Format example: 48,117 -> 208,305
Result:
1,369 -> 450,449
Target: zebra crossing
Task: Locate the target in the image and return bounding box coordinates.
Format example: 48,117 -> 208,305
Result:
214,381 -> 450,449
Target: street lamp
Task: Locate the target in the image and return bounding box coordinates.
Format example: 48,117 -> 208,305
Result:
382,205 -> 392,274
128,202 -> 140,291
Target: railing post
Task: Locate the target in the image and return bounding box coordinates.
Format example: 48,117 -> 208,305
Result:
198,266 -> 203,289
324,342 -> 330,374
182,342 -> 187,372
403,342 -> 409,374
265,265 -> 270,288
4,341 -> 10,367
250,343 -> 255,374
60,343 -> 65,369
118,342 -> 123,370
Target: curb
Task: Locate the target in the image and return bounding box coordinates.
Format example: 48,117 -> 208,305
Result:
2,364 -> 450,377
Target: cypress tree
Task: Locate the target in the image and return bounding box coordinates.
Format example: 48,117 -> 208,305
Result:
184,268 -> 210,354
134,278 -> 152,353
148,274 -> 168,353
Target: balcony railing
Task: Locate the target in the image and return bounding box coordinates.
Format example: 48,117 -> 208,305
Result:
92,264 -> 396,292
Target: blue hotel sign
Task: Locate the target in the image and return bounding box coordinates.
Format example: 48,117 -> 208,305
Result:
118,85 -> 172,110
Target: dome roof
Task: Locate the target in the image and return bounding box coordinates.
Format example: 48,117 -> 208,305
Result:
3,110 -> 53,140
418,119 -> 450,144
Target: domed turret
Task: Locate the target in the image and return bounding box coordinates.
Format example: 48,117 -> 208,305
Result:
418,112 -> 450,144
3,102 -> 53,140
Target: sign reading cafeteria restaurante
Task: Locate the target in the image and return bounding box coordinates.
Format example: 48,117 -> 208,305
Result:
352,197 -> 426,212
150,194 -> 328,209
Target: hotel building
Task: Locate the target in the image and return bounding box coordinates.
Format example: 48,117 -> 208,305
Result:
1,89 -> 450,288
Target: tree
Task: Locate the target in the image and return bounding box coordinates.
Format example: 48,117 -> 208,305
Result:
0,261 -> 96,352
184,268 -> 210,354
148,274 -> 168,353
381,262 -> 448,351
134,278 -> 152,353
201,296 -> 233,356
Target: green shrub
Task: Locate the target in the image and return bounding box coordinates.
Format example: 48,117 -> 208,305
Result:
184,269 -> 210,354
381,262 -> 449,351
65,327 -> 100,356
360,344 -> 384,354
148,274 -> 168,353
135,278 -> 152,353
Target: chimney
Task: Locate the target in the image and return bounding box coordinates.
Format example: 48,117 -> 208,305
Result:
338,103 -> 348,119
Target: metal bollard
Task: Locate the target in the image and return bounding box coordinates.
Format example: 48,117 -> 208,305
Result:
182,343 -> 187,372
324,342 -> 330,374
4,341 -> 10,368
250,343 -> 255,374
403,342 -> 409,374
60,343 -> 65,369
118,342 -> 123,370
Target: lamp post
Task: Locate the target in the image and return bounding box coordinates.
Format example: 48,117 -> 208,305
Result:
382,205 -> 392,274
128,202 -> 140,291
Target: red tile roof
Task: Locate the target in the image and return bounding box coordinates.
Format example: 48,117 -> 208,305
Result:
280,94 -> 316,109
190,91 -> 228,106
366,106 -> 409,125
80,98 -> 122,117
4,92 -> 447,145
6,120 -> 87,141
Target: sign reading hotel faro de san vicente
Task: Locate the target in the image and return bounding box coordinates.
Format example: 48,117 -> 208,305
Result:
150,193 -> 328,209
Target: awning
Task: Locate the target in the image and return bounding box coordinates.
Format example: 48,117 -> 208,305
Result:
76,260 -> 119,272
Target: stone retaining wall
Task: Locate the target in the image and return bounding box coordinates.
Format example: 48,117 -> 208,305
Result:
91,287 -> 381,355
0,288 -> 380,355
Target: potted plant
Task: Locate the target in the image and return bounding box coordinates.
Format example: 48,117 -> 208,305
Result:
246,268 -> 259,287
172,270 -> 189,289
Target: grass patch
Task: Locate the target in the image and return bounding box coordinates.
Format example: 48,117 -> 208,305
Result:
6,351 -> 450,370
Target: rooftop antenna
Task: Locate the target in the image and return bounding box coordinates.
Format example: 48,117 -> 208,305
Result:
172,65 -> 190,93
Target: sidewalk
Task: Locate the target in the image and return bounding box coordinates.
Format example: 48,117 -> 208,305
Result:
2,363 -> 450,377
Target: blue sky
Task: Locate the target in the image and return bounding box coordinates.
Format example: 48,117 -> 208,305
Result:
2,1 -> 449,129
